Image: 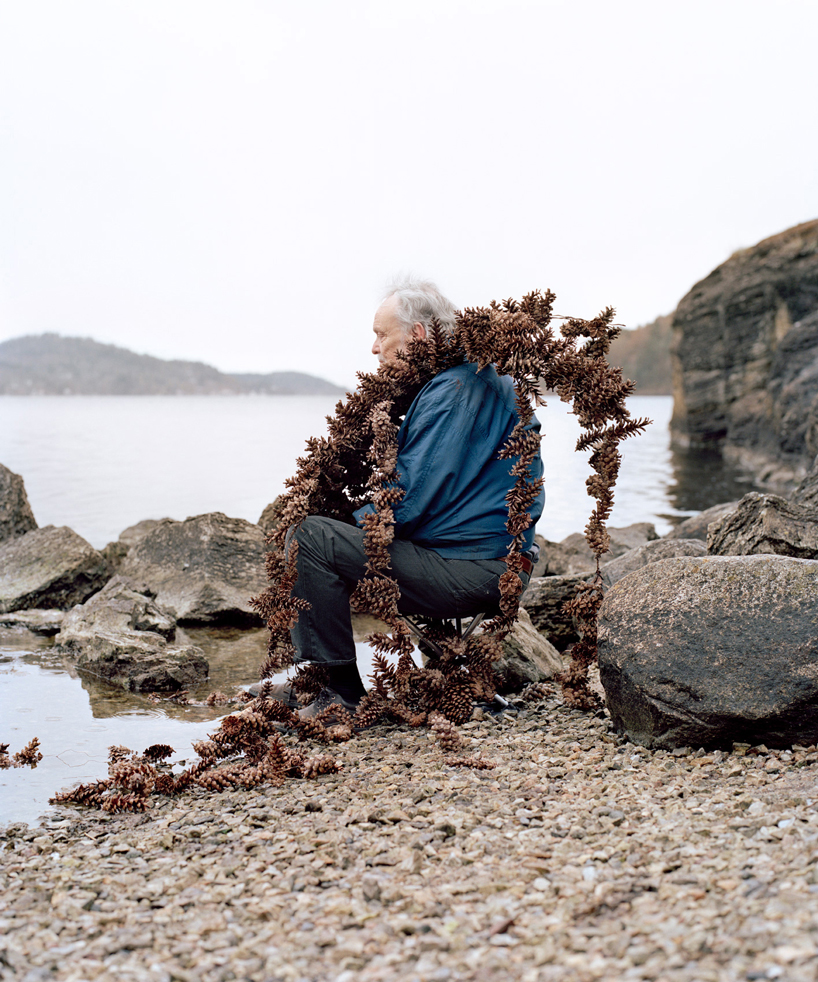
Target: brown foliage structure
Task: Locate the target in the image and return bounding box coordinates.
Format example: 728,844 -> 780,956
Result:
251,291 -> 649,720
0,738 -> 42,769
50,290 -> 648,814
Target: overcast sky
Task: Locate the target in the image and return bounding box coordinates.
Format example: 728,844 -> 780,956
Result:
1,0 -> 816,388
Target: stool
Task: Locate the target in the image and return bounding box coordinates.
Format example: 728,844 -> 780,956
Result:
401,608 -> 513,715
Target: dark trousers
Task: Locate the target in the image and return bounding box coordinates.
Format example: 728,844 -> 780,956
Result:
289,516 -> 524,667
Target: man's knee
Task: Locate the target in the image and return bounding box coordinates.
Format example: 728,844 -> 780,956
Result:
286,515 -> 365,569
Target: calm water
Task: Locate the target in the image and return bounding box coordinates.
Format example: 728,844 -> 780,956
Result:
0,394 -> 759,825
0,394 -> 754,546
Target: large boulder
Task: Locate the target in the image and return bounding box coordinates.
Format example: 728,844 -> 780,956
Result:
100,518 -> 171,572
598,555 -> 818,749
707,492 -> 818,559
57,576 -> 208,692
663,501 -> 739,541
600,538 -> 706,589
792,453 -> 818,511
0,464 -> 37,545
521,574 -> 586,651
258,497 -> 286,535
119,512 -> 267,625
670,219 -> 818,487
494,607 -> 564,694
533,523 -> 658,577
0,526 -> 110,613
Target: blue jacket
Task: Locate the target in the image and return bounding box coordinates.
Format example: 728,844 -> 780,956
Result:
354,361 -> 545,558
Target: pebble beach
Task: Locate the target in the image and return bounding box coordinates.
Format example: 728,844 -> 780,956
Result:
3,689 -> 818,982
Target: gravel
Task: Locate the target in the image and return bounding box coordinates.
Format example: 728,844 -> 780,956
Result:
3,691 -> 818,982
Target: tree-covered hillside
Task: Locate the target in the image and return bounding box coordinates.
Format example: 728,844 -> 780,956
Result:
608,314 -> 673,395
0,335 -> 345,395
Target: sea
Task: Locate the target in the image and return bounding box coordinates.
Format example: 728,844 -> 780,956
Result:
0,394 -> 760,825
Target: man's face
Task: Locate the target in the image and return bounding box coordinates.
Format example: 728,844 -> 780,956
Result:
371,296 -> 409,367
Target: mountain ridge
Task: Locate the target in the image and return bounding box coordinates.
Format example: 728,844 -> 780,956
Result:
0,334 -> 345,395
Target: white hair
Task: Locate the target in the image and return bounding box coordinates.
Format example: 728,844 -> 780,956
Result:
382,277 -> 458,338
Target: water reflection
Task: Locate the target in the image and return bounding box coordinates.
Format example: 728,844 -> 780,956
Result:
662,445 -> 762,525
0,617 -> 392,826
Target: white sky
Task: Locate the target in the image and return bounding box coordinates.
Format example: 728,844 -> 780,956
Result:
1,0 -> 816,389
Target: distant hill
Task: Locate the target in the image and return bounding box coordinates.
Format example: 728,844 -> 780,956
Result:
0,334 -> 345,396
608,314 -> 673,395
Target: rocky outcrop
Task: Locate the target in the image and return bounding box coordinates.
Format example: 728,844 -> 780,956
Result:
57,576 -> 208,692
598,555 -> 818,749
100,518 -> 171,572
792,452 -> 818,511
0,526 -> 110,613
670,219 -> 818,488
258,497 -> 285,535
600,538 -> 706,588
119,513 -> 268,625
494,608 -> 564,694
663,501 -> 739,541
0,463 -> 37,544
707,492 -> 818,558
521,575 -> 586,650
533,523 -> 658,577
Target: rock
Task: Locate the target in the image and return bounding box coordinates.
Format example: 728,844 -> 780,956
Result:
57,575 -> 208,692
0,526 -> 110,613
533,523 -> 658,577
598,554 -> 818,749
258,497 -> 285,534
118,519 -> 170,549
521,575 -> 586,650
0,609 -> 65,635
663,501 -> 739,541
0,463 -> 37,544
494,608 -> 563,693
100,519 -> 173,572
59,575 -> 176,640
706,492 -> 818,558
791,453 -> 818,511
119,512 -> 268,625
671,219 -> 818,487
600,538 -> 706,588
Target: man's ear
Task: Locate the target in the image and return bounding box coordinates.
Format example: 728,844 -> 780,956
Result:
411,322 -> 427,341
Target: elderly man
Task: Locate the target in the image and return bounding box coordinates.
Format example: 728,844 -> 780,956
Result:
275,278 -> 545,717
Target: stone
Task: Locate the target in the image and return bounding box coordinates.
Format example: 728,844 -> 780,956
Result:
258,496 -> 285,534
533,523 -> 658,577
59,575 -> 176,640
791,452 -> 818,511
600,538 -> 706,588
57,575 -> 208,692
663,501 -> 739,541
521,575 -> 586,651
0,609 -> 64,635
598,554 -> 818,749
100,518 -> 173,572
119,512 -> 268,625
0,463 -> 37,544
706,492 -> 818,559
118,518 -> 170,549
671,219 -> 818,487
494,608 -> 563,694
0,526 -> 110,613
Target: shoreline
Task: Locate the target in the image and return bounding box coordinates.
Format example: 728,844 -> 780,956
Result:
3,693 -> 818,981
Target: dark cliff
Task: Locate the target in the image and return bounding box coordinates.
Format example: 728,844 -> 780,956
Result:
670,219 -> 818,487
0,335 -> 344,396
